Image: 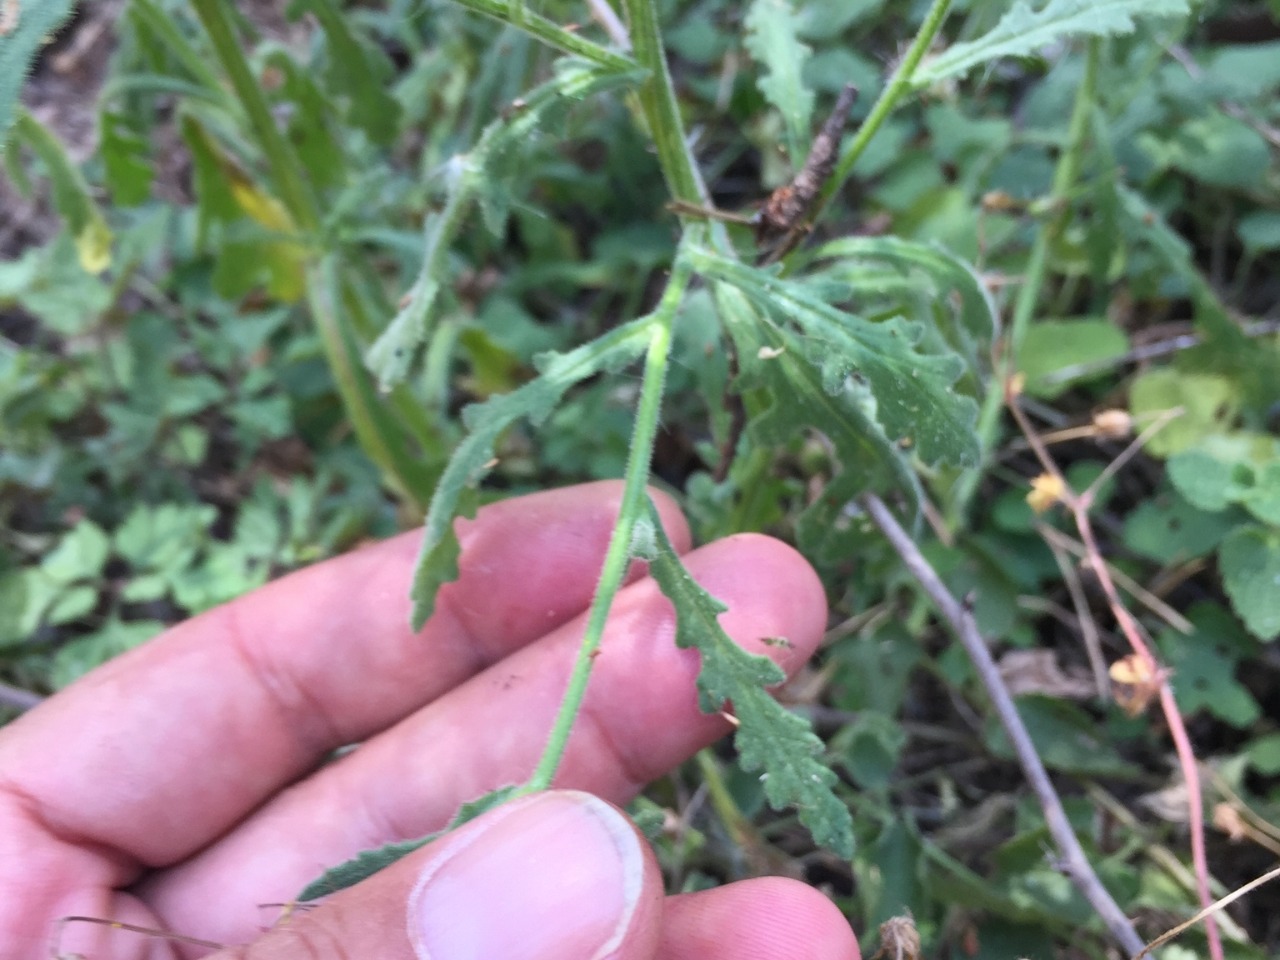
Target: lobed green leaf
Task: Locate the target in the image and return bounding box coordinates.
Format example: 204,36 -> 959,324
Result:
692,247 -> 979,467
802,235 -> 998,383
366,59 -> 642,391
1219,526 -> 1280,641
409,315 -> 657,630
744,0 -> 815,169
913,0 -> 1190,89
637,499 -> 854,857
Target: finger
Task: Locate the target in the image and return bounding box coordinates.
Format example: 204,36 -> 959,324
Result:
0,483 -> 690,870
217,791 -> 665,960
659,878 -> 861,960
145,534 -> 827,943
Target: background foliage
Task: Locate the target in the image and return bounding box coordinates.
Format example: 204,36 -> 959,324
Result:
2,0 -> 1280,956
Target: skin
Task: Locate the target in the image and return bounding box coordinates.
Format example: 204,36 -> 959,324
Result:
0,481 -> 860,960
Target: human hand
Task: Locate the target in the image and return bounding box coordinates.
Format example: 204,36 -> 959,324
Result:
0,481 -> 860,960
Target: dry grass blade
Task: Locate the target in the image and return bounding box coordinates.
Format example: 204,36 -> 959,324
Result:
52,916 -> 223,959
1132,863 -> 1280,960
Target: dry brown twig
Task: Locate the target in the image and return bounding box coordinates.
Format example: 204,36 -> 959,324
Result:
861,493 -> 1146,956
1132,863 -> 1280,960
1006,384 -> 1223,960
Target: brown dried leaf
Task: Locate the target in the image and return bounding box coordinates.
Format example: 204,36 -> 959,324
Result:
873,915 -> 921,960
998,649 -> 1095,700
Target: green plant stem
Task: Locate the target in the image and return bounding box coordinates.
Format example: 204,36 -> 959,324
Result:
695,749 -> 757,852
128,0 -> 231,105
949,38 -> 1100,525
1008,38 -> 1099,353
452,0 -> 635,71
621,0 -> 702,210
808,0 -> 953,229
523,262 -> 689,792
189,0 -> 320,232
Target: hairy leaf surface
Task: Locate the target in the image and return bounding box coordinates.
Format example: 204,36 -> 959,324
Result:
367,59 -> 641,391
409,316 -> 656,629
0,0 -> 79,148
693,248 -> 978,467
298,785 -> 520,900
637,499 -> 855,857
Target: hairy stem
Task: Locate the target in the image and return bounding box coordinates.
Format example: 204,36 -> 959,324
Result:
621,0 -> 703,211
523,262 -> 690,791
453,0 -> 636,71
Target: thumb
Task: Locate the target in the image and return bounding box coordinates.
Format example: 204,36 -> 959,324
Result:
222,790 -> 664,960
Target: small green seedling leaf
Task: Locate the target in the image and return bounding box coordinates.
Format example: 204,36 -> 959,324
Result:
298,785 -> 519,901
1017,318 -> 1128,399
1128,369 -> 1238,458
744,0 -> 815,169
410,315 -> 657,629
636,498 -> 855,858
913,0 -> 1190,89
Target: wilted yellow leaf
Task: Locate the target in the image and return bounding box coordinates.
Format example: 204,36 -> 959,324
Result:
229,176 -> 295,233
1109,653 -> 1161,717
74,217 -> 113,275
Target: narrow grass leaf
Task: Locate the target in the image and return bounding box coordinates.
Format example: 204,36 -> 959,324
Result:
637,498 -> 855,858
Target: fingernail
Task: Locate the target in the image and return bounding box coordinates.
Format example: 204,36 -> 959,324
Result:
408,791 -> 643,960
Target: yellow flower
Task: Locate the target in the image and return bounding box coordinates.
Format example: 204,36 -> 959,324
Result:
1026,473 -> 1064,513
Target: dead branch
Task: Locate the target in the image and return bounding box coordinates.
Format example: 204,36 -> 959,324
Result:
862,493 -> 1146,957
